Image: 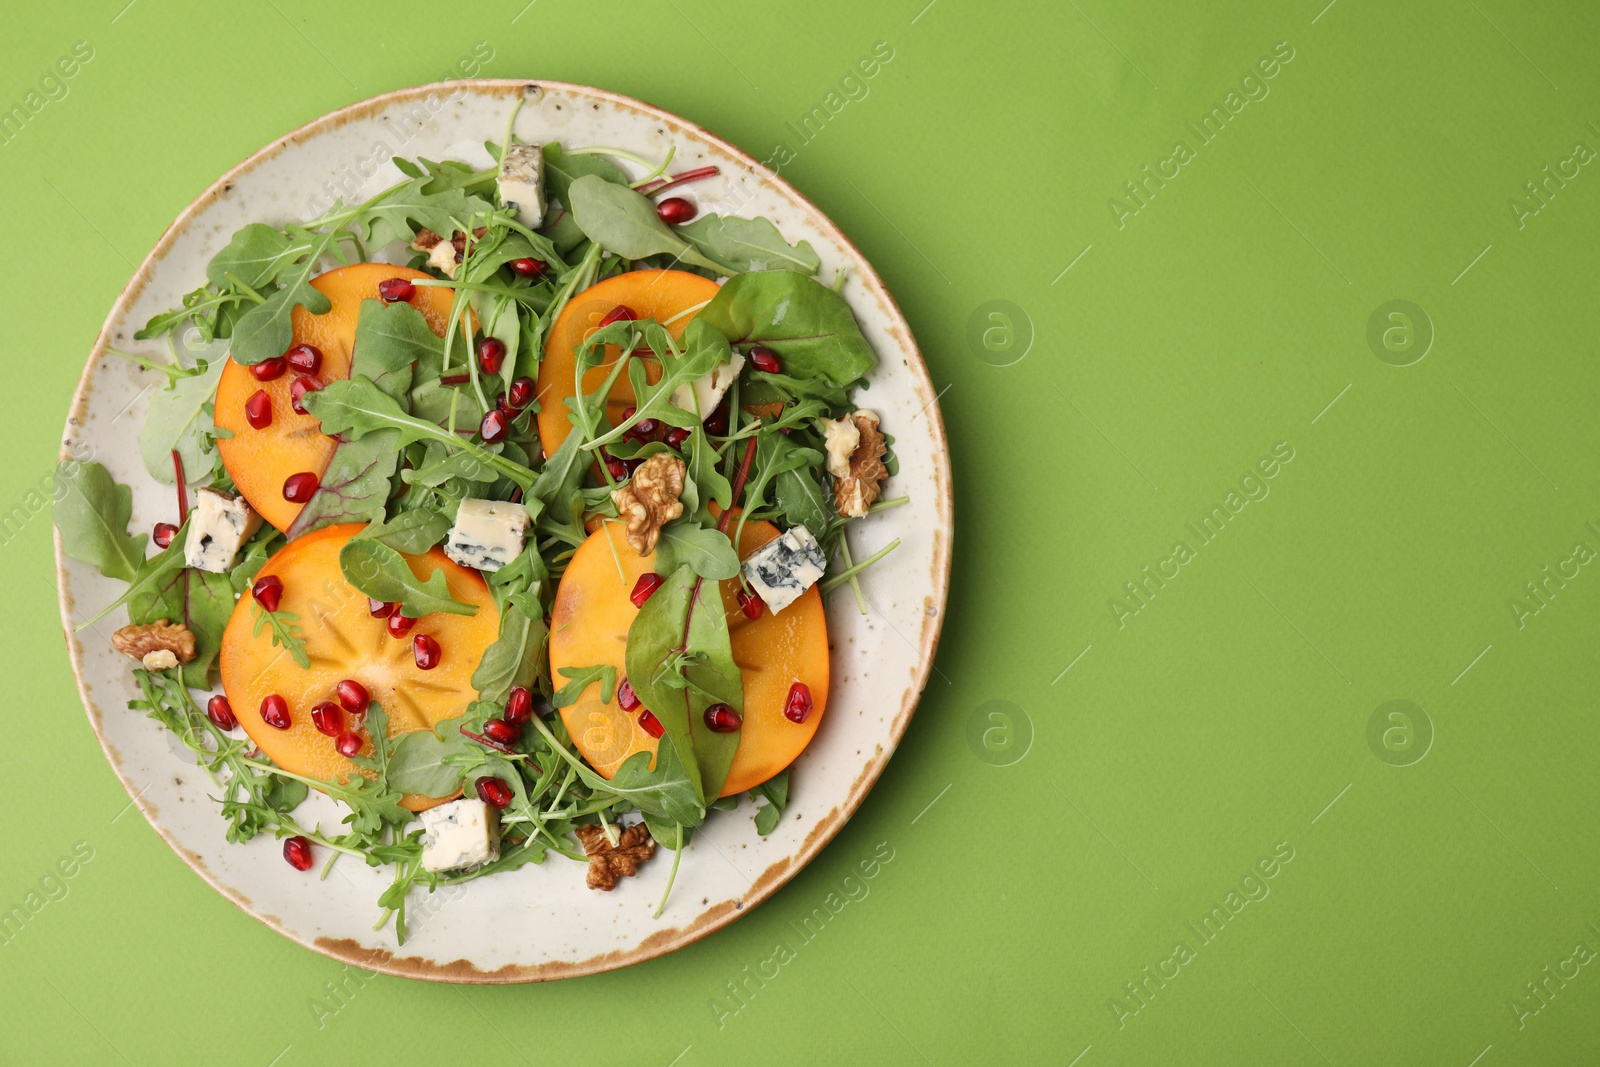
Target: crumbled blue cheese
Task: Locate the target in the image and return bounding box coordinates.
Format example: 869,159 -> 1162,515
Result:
183,488 -> 262,573
671,351 -> 746,422
497,144 -> 546,228
742,525 -> 827,615
419,798 -> 501,873
444,498 -> 529,572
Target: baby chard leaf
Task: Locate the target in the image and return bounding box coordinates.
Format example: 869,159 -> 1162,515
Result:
473,596 -> 549,704
567,175 -> 735,274
679,214 -> 821,274
699,270 -> 877,387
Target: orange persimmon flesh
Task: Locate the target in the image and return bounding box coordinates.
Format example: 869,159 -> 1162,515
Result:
215,263 -> 460,532
550,517 -> 829,797
219,523 -> 500,812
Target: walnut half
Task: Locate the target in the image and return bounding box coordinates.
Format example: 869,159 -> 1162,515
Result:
409,226 -> 489,279
574,823 -> 655,890
112,620 -> 197,671
611,453 -> 686,555
830,410 -> 888,518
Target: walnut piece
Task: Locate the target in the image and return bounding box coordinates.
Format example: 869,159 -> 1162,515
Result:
112,620 -> 197,669
832,410 -> 888,518
409,226 -> 488,279
611,453 -> 686,555
574,823 -> 655,890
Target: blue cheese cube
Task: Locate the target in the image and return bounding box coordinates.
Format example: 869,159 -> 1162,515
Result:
671,351 -> 745,422
444,498 -> 529,572
497,144 -> 546,228
742,525 -> 827,615
419,798 -> 501,873
183,488 -> 262,573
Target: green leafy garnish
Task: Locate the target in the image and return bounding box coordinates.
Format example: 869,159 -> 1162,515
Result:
338,535 -> 477,618
53,460 -> 147,583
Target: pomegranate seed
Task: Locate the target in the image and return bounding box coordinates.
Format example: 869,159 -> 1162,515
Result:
606,457 -> 628,481
784,682 -> 813,724
335,679 -> 369,713
617,679 -> 641,712
508,376 -> 535,409
153,522 -> 179,549
285,343 -> 323,375
704,703 -> 742,733
638,710 -> 665,738
475,776 -> 512,810
656,196 -> 697,225
631,572 -> 665,607
250,357 -> 287,382
261,694 -> 291,730
387,613 -> 416,639
599,305 -> 637,328
705,406 -> 730,435
290,375 -> 320,415
480,408 -> 511,444
252,574 -> 284,613
505,686 -> 533,726
509,257 -> 546,279
737,588 -> 764,620
311,701 -> 343,737
624,457 -> 646,475
206,694 -> 238,731
413,634 -> 442,670
283,836 -> 314,871
283,471 -> 319,503
477,337 -> 507,375
482,718 -> 520,746
334,730 -> 364,758
244,389 -> 273,430
368,598 -> 397,619
665,426 -> 691,449
495,394 -> 512,414
378,277 -> 415,303
748,346 -> 782,374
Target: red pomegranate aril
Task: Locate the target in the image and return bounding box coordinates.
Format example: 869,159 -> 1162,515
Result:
606,457 -> 628,481
705,406 -> 730,435
290,375 -> 320,415
413,633 -> 442,670
283,471 -> 320,503
617,679 -> 641,712
737,588 -> 764,620
335,679 -> 369,714
311,701 -> 344,737
637,710 -> 665,738
368,598 -> 397,619
334,730 -> 364,758
283,836 -> 314,871
505,685 -> 533,726
378,277 -> 415,303
784,682 -> 814,724
508,257 -> 546,279
665,426 -> 691,449
631,572 -> 665,607
748,346 -> 783,374
599,305 -> 637,328
153,522 -> 179,549
244,389 -> 273,430
704,703 -> 742,733
286,343 -> 323,375
656,196 -> 697,225
480,408 -> 511,444
206,694 -> 238,731
475,776 -> 513,810
508,376 -> 535,409
387,612 -> 416,639
482,718 -> 520,746
252,574 -> 284,613
261,694 -> 291,730
477,336 -> 507,375
249,357 -> 287,382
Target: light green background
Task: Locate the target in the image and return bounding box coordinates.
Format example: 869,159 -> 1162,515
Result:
4,0 -> 1598,1063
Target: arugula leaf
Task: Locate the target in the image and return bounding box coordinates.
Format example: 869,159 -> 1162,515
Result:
530,713 -> 706,827
205,223 -> 301,289
350,178 -> 497,251
358,507 -> 451,555
54,461 -> 147,583
349,299 -> 432,397
699,271 -> 877,386
679,214 -> 821,274
139,353 -> 226,487
551,663 -> 618,709
752,769 -> 788,835
541,144 -> 629,205
227,226 -> 337,364
387,724 -> 478,798
472,597 -> 549,704
339,536 -> 477,618
181,568 -> 237,689
401,441 -> 498,489
683,422 -> 732,526
586,319 -> 731,449
653,521 -> 740,581
775,466 -> 831,533
567,175 -> 734,274
527,428 -> 589,546
250,602 -> 311,670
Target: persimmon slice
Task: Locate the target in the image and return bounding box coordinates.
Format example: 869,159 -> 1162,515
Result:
550,517 -> 829,797
219,523 -> 499,811
215,263 -> 460,532
536,269 -> 723,457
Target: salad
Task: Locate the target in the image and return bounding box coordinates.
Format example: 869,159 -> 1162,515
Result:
54,99 -> 904,940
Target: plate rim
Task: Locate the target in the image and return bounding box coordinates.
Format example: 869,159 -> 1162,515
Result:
54,78 -> 953,983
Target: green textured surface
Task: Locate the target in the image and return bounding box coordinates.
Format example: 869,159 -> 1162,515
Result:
6,0 -> 1600,1062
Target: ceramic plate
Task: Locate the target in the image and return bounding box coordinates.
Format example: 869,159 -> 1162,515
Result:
54,80 -> 952,982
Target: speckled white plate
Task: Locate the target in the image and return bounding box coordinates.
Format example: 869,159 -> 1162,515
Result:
55,81 -> 951,982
